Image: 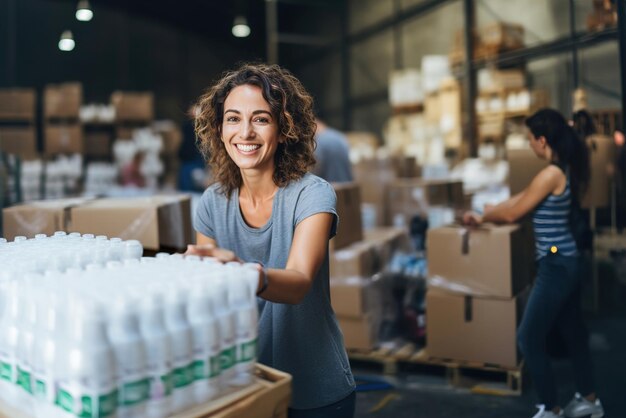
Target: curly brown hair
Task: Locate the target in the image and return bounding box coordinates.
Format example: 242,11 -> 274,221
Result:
195,63 -> 317,196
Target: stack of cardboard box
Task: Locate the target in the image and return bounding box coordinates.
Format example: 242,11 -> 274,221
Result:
0,88 -> 38,159
111,91 -> 155,140
2,194 -> 193,251
44,82 -> 83,156
330,182 -> 412,350
426,224 -> 533,368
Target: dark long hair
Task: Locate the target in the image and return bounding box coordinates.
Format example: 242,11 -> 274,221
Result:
572,109 -> 597,139
525,108 -> 590,201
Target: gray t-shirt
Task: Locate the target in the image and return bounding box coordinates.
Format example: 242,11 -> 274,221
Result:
194,173 -> 355,409
314,127 -> 354,183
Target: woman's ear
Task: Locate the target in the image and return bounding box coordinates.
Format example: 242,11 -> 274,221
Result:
538,135 -> 548,148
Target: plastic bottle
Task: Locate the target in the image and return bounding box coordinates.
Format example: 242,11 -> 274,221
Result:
209,271 -> 237,388
227,264 -> 258,387
187,283 -> 221,404
108,297 -> 148,418
55,296 -> 118,418
138,293 -> 173,418
0,281 -> 21,408
163,286 -> 195,412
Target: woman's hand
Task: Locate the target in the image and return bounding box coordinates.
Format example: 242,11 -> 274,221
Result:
185,244 -> 240,263
462,211 -> 483,226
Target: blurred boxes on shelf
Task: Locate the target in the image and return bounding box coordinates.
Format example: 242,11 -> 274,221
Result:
337,314 -> 381,351
450,22 -> 525,65
332,182 -> 363,250
44,82 -> 82,119
587,0 -> 617,31
152,120 -> 183,155
111,91 -> 154,122
389,69 -> 423,109
44,124 -> 83,155
0,88 -> 36,121
427,223 -> 533,298
426,287 -> 528,368
83,131 -> 112,158
0,126 -> 38,158
478,69 -> 526,92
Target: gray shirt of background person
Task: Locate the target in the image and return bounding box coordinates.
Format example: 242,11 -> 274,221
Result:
194,173 -> 356,409
313,127 -> 354,183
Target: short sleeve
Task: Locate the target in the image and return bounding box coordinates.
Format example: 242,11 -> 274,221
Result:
194,188 -> 216,239
294,179 -> 338,239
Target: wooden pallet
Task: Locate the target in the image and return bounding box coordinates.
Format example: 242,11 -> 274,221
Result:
348,343 -> 523,396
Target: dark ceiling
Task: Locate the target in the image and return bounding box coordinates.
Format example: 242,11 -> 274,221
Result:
50,0 -> 268,45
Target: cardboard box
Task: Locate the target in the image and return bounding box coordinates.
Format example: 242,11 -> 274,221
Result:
507,147 -> 548,196
387,178 -> 464,226
0,364 -> 291,418
111,91 -> 154,122
332,182 -> 363,250
44,82 -> 82,119
581,134 -> 614,209
0,126 -> 38,158
353,158 -> 398,226
2,198 -> 93,240
330,277 -> 382,318
427,224 -> 532,298
0,88 -> 36,121
338,314 -> 380,351
83,131 -> 112,157
70,195 -> 192,251
44,124 -> 83,155
426,288 -> 528,368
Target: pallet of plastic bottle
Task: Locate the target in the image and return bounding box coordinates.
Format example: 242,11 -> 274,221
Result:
0,364 -> 292,418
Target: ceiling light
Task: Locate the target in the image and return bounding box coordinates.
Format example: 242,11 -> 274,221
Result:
232,16 -> 251,38
58,30 -> 75,51
76,0 -> 93,21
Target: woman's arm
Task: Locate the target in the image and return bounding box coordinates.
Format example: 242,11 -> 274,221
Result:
261,212 -> 334,304
483,166 -> 562,224
186,213 -> 334,304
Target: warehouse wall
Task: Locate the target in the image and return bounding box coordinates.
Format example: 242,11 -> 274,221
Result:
295,0 -> 621,136
0,0 -> 263,122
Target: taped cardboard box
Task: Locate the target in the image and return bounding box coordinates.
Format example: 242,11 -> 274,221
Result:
330,227 -> 409,279
0,88 -> 36,121
71,195 -> 193,251
0,364 -> 291,418
387,178 -> 464,226
2,198 -> 93,241
330,277 -> 382,319
427,224 -> 533,298
338,314 -> 381,351
0,126 -> 38,158
426,287 -> 528,369
44,82 -> 82,119
44,124 -> 83,155
332,182 -> 363,250
111,91 -> 154,122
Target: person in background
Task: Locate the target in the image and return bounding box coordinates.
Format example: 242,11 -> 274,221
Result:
120,150 -> 146,188
464,109 -> 603,418
185,63 -> 356,418
178,105 -> 208,192
312,118 -> 353,183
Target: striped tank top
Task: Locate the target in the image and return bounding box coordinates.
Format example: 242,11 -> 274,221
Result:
532,167 -> 578,259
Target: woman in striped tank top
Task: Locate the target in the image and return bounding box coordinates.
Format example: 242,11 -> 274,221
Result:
463,109 -> 603,418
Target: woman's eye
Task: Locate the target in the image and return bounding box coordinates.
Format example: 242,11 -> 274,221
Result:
225,116 -> 238,122
254,117 -> 269,123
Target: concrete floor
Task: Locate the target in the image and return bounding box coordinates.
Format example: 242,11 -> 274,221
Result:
352,280 -> 626,418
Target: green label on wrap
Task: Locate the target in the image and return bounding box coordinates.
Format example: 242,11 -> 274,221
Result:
0,361 -> 13,382
220,346 -> 236,371
172,364 -> 194,388
238,339 -> 257,363
120,378 -> 150,406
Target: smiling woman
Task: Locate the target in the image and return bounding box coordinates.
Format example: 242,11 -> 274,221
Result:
187,63 -> 357,418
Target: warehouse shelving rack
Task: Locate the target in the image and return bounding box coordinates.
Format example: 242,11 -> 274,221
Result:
280,0 -> 626,158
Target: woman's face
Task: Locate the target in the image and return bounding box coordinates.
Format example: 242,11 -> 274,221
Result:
221,84 -> 281,173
